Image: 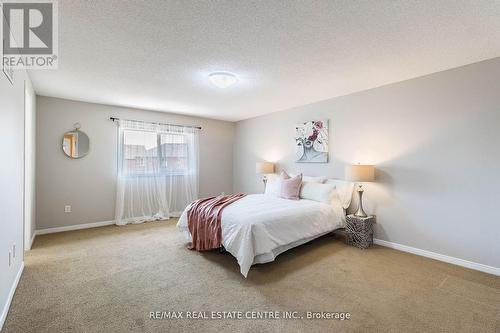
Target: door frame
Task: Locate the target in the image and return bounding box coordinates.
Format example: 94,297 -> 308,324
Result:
24,80 -> 35,251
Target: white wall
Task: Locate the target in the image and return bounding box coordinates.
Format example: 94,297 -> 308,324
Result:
36,97 -> 234,230
0,69 -> 32,329
234,57 -> 500,270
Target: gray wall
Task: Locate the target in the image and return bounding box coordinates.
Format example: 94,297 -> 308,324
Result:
0,69 -> 31,327
234,57 -> 500,269
36,97 -> 234,229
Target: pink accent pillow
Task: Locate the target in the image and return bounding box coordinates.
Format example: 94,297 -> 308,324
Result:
279,172 -> 302,200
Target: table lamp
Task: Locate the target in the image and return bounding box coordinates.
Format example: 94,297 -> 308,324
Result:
345,164 -> 375,217
256,162 -> 275,187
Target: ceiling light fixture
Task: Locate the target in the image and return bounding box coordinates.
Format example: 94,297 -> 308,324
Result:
208,72 -> 238,89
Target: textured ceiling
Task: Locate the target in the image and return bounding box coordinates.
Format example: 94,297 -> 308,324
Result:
30,0 -> 500,121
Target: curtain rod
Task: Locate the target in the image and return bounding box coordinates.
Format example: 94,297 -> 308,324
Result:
109,117 -> 202,130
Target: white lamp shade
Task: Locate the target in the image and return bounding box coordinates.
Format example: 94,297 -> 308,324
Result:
256,162 -> 274,174
345,165 -> 375,182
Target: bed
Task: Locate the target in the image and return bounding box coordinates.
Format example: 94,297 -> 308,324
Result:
177,183 -> 350,277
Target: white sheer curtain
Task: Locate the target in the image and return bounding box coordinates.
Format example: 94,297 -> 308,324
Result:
115,119 -> 199,225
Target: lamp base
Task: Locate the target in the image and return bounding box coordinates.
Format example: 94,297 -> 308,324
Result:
354,184 -> 368,217
354,209 -> 368,218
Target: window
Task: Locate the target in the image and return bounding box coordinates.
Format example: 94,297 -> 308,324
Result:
159,133 -> 188,173
115,120 -> 199,224
122,129 -> 189,176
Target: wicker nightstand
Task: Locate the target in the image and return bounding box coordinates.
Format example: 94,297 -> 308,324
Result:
345,214 -> 376,249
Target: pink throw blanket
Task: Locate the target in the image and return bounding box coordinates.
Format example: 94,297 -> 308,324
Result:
187,193 -> 246,251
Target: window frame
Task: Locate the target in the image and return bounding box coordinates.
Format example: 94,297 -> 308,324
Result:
121,128 -> 190,177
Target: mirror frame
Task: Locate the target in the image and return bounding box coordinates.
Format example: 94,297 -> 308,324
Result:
62,129 -> 90,159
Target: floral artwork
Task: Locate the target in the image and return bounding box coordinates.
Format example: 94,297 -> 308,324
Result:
295,120 -> 328,163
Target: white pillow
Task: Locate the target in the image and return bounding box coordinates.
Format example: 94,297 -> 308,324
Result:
299,182 -> 337,204
264,178 -> 280,196
289,173 -> 326,183
325,179 -> 354,209
324,179 -> 349,187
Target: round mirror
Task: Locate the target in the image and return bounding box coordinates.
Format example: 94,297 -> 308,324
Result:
62,130 -> 90,159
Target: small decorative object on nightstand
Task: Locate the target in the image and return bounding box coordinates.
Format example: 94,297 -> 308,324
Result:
345,214 -> 376,249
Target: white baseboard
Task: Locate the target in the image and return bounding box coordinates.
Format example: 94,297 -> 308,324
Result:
374,238 -> 500,276
26,232 -> 36,251
35,220 -> 115,236
0,262 -> 24,331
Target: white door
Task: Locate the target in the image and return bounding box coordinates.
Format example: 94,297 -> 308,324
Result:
24,81 -> 36,250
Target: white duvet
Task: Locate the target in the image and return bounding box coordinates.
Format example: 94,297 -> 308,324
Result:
177,194 -> 345,277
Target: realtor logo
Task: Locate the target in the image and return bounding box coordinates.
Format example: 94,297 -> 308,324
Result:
1,0 -> 58,69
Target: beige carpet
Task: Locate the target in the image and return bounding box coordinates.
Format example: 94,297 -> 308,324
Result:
3,219 -> 499,333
